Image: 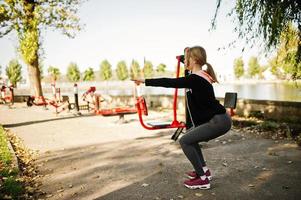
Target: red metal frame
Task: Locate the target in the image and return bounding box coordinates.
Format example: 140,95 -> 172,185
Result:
135,56 -> 186,130
95,107 -> 137,116
228,108 -> 235,116
26,84 -> 70,114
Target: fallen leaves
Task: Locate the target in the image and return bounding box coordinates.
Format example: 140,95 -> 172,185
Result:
92,175 -> 100,179
4,129 -> 43,199
268,151 -> 279,156
195,192 -> 203,197
45,194 -> 53,198
222,162 -> 228,167
232,117 -> 301,145
56,188 -> 64,193
141,183 -> 149,187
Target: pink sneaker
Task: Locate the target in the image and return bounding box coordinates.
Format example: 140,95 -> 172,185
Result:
184,177 -> 210,190
186,169 -> 212,180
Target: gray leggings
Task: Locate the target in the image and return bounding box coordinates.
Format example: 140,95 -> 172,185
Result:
179,113 -> 232,176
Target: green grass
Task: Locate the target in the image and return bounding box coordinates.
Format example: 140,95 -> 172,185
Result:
259,121 -> 280,131
0,126 -> 12,165
0,126 -> 23,199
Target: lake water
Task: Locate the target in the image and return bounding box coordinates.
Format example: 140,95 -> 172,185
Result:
22,81 -> 301,102
83,81 -> 301,102
213,82 -> 301,102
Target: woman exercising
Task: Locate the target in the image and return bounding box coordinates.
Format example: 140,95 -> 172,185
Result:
133,46 -> 232,190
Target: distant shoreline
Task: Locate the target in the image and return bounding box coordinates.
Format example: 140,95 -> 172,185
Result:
219,79 -> 301,85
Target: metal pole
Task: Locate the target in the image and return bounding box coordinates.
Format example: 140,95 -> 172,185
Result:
9,85 -> 14,106
74,83 -> 80,113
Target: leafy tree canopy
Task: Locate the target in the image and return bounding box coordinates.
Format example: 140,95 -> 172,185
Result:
233,57 -> 244,79
143,61 -> 154,78
269,23 -> 301,79
83,67 -> 95,81
156,63 -> 166,73
116,61 -> 129,81
67,62 -> 80,82
212,0 -> 300,77
0,0 -> 82,38
130,60 -> 141,79
6,59 -> 22,87
0,0 -> 84,96
247,56 -> 261,78
47,66 -> 60,82
100,60 -> 112,81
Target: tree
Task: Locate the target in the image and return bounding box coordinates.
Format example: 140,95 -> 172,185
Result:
83,67 -> 95,81
67,62 -> 80,82
259,65 -> 268,79
0,0 -> 83,96
116,61 -> 129,81
130,60 -> 141,79
143,61 -> 154,78
269,24 -> 301,79
5,59 -> 22,87
269,57 -> 282,78
233,57 -> 244,79
39,63 -> 44,80
156,63 -> 166,73
100,60 -> 112,81
47,66 -> 60,82
212,0 -> 301,78
247,57 -> 260,78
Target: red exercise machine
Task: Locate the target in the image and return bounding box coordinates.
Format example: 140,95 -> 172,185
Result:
82,86 -> 137,120
26,83 -> 70,114
135,55 -> 186,131
135,55 -> 238,141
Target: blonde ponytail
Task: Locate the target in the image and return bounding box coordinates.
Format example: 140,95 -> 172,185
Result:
188,46 -> 219,83
205,62 -> 218,83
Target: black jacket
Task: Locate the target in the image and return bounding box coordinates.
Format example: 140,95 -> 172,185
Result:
145,74 -> 226,126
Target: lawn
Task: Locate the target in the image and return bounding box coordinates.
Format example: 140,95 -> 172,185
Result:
0,126 -> 23,199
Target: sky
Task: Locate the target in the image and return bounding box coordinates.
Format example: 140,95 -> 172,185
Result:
0,0 -> 267,77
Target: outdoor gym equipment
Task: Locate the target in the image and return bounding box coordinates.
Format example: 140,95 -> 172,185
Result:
0,84 -> 14,105
26,83 -> 70,114
78,86 -> 96,111
135,54 -> 238,141
81,86 -> 137,122
224,92 -> 237,117
135,55 -> 186,131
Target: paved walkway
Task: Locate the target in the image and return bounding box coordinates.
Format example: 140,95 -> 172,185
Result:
1,103 -> 301,200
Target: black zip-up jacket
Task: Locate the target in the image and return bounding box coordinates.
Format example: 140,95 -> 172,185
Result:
145,74 -> 226,126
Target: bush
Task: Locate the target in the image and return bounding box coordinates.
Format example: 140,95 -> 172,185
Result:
259,121 -> 280,131
1,177 -> 23,199
249,110 -> 264,119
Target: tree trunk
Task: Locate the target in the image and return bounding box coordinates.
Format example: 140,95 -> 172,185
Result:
27,60 -> 43,97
